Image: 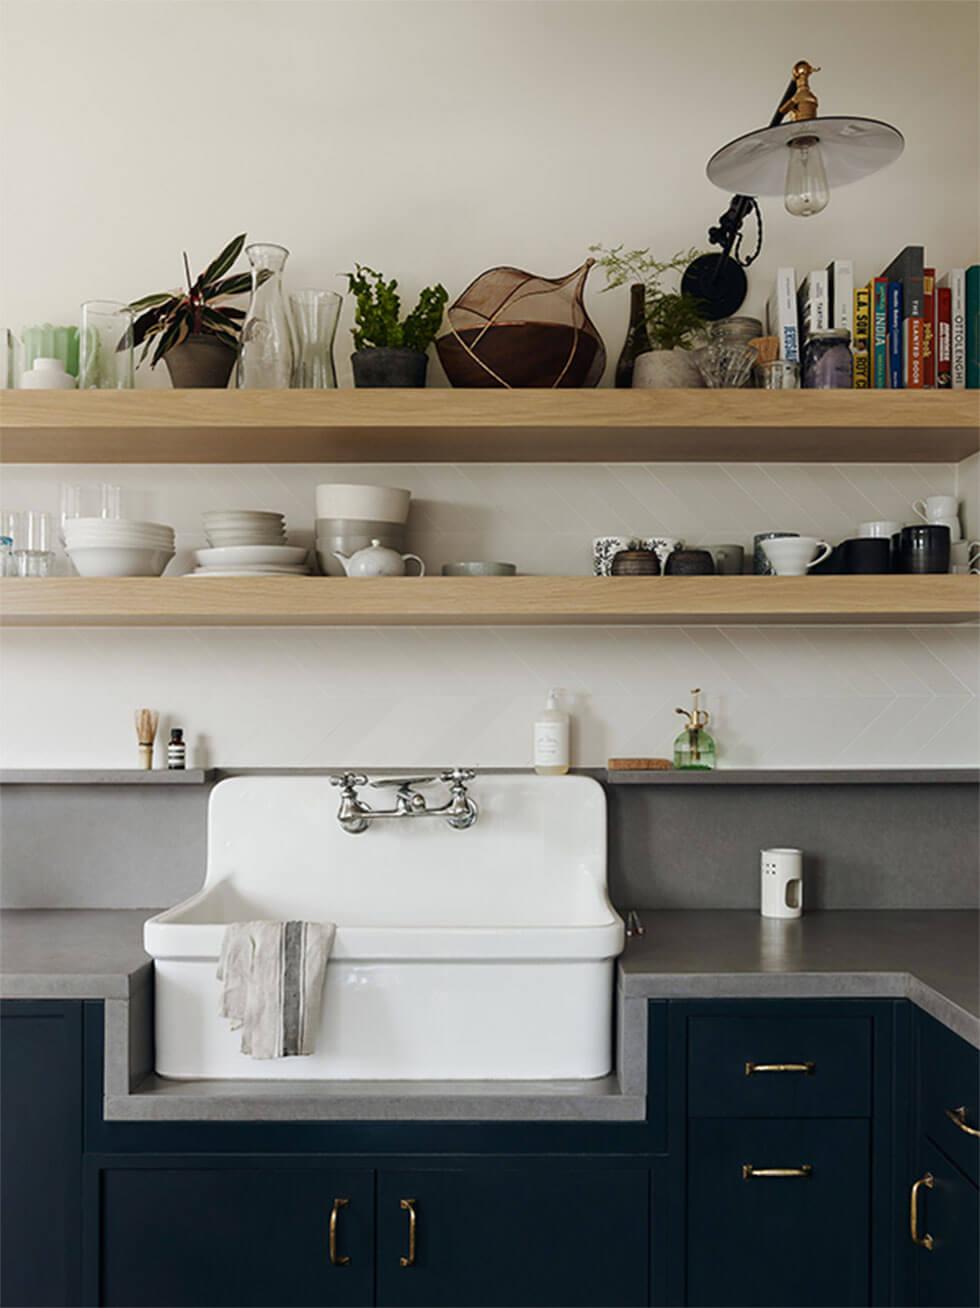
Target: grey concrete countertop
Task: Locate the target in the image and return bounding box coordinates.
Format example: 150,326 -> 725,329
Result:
1,908 -> 976,1121
621,910 -> 980,1047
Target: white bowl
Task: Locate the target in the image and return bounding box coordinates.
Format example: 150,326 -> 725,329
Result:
194,545 -> 308,566
67,517 -> 175,534
66,533 -> 175,549
315,483 -> 410,524
67,546 -> 174,577
203,511 -> 284,525
192,563 -> 310,575
205,534 -> 286,548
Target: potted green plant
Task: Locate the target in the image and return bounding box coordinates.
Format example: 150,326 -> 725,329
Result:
128,234 -> 269,388
590,245 -> 707,387
346,265 -> 448,387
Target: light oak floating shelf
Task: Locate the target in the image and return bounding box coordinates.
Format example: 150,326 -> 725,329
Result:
1,389 -> 977,464
2,576 -> 977,627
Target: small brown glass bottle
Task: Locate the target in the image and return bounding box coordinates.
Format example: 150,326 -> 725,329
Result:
167,728 -> 186,770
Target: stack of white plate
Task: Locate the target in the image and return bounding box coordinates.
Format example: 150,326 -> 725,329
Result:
64,518 -> 175,577
203,510 -> 286,548
190,544 -> 312,578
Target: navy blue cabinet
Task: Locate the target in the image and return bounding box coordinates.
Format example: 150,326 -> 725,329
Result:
686,1119 -> 870,1307
376,1166 -> 650,1307
910,1140 -> 979,1308
97,1163 -> 375,1307
0,1001 -> 82,1308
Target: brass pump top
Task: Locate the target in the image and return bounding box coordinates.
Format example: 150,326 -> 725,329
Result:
675,688 -> 710,731
779,60 -> 821,122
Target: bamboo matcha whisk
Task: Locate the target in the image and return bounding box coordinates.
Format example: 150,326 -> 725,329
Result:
134,709 -> 159,770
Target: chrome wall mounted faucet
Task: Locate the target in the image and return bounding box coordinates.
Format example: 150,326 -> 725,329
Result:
329,769 -> 478,835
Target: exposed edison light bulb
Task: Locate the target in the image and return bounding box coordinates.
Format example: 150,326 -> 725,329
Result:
784,135 -> 830,217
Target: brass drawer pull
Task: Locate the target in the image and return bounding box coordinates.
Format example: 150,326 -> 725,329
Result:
399,1198 -> 417,1267
329,1197 -> 350,1266
745,1061 -> 815,1076
945,1105 -> 980,1138
742,1164 -> 813,1179
910,1173 -> 935,1250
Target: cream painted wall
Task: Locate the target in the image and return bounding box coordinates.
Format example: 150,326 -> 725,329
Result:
1,0 -> 978,770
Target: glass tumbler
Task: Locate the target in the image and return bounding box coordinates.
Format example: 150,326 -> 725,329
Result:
12,511 -> 54,577
290,290 -> 341,388
79,301 -> 135,389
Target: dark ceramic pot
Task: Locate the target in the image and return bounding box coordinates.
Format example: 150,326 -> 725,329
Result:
665,549 -> 716,576
351,348 -> 428,388
163,335 -> 237,388
895,524 -> 951,574
611,549 -> 660,576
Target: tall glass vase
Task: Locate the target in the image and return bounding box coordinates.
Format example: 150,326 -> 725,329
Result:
236,243 -> 294,389
290,290 -> 341,388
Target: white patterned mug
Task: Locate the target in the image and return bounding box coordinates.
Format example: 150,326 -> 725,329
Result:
762,536 -> 833,577
593,536 -> 635,576
639,537 -> 681,569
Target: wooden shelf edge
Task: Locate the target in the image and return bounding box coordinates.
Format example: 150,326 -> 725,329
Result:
2,388 -> 977,463
1,576 -> 977,627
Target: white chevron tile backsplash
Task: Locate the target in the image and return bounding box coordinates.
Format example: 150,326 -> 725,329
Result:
1,461 -> 976,768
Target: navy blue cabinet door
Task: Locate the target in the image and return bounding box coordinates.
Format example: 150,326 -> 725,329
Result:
376,1166 -> 650,1308
687,1119 -> 870,1308
912,1140 -> 979,1308
98,1165 -> 374,1307
0,1001 -> 82,1308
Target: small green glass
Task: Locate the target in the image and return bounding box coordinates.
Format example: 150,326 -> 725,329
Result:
673,688 -> 716,770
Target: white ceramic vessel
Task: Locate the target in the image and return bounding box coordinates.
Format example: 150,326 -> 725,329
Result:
145,774 -> 623,1081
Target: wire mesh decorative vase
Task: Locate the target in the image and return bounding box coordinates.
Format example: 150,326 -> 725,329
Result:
435,259 -> 605,388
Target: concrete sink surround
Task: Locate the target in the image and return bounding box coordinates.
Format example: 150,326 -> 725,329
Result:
144,773 -> 624,1081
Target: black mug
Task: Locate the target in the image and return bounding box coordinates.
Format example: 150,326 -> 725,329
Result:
665,549 -> 715,576
895,524 -> 951,574
840,537 -> 891,574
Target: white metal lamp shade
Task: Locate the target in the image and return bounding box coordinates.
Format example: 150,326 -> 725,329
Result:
706,116 -> 904,194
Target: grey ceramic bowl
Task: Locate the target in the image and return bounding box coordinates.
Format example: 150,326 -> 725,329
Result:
441,562 -> 517,577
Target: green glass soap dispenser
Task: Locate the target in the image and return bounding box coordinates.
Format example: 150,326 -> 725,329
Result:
673,688 -> 716,770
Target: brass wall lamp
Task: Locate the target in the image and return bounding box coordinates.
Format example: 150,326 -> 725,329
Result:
682,61 -> 905,318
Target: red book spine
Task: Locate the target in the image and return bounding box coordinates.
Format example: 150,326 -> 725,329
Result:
905,317 -> 924,387
923,268 -> 935,387
936,286 -> 952,388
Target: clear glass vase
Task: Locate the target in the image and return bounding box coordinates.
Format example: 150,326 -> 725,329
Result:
290,290 -> 341,388
236,243 -> 294,389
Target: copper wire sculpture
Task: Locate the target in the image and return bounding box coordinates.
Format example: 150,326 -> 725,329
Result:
435,258 -> 605,388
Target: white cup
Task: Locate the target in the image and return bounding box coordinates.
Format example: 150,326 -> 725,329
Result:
951,540 -> 980,574
761,536 -> 832,576
913,495 -> 959,523
761,848 -> 803,919
857,520 -> 901,539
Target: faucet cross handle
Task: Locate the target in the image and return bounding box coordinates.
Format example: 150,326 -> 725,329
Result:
329,772 -> 367,791
440,768 -> 476,785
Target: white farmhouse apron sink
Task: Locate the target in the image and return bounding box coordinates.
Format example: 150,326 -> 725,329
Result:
144,774 -> 623,1081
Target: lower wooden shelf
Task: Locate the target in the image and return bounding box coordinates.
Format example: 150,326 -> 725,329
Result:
1,575 -> 977,627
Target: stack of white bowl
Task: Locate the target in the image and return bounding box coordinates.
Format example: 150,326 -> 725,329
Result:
193,509 -> 311,577
316,484 -> 411,577
64,518 -> 175,577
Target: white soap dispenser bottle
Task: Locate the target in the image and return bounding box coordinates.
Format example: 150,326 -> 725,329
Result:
534,688 -> 570,775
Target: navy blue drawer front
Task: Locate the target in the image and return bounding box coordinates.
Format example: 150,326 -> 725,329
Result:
687,1118 -> 871,1307
688,1014 -> 873,1117
919,1011 -> 979,1187
913,1137 -> 979,1307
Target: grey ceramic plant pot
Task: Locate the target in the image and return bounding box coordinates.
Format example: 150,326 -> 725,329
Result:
163,335 -> 237,388
631,348 -> 703,389
351,347 -> 428,388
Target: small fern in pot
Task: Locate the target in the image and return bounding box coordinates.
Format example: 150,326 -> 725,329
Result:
346,264 -> 448,387
128,234 -> 270,388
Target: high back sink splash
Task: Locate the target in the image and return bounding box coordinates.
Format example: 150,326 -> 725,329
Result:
144,774 -> 623,1080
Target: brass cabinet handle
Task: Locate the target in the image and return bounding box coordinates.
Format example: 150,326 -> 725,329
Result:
945,1105 -> 980,1138
742,1164 -> 813,1179
910,1173 -> 935,1250
744,1061 -> 815,1076
399,1198 -> 417,1268
329,1197 -> 350,1266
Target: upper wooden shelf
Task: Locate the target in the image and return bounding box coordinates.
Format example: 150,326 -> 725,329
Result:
1,575 -> 976,627
1,389 -> 977,464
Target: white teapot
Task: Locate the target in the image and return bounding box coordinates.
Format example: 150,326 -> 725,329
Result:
332,539 -> 425,578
